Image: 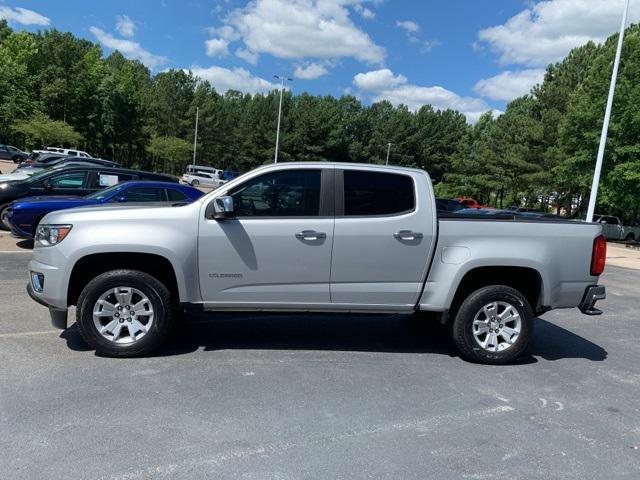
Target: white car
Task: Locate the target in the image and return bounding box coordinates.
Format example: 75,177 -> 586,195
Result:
180,172 -> 225,188
44,147 -> 92,158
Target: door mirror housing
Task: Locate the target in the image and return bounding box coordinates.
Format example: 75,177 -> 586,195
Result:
208,195 -> 234,219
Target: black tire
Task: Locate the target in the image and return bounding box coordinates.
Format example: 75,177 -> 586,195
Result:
12,155 -> 22,163
625,233 -> 635,244
191,179 -> 200,187
0,204 -> 11,231
451,285 -> 532,365
76,269 -> 176,357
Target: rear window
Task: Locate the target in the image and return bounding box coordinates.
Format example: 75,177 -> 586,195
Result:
121,187 -> 166,202
343,170 -> 414,216
167,188 -> 188,201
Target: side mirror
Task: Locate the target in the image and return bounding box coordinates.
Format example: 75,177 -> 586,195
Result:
209,195 -> 234,219
43,182 -> 53,193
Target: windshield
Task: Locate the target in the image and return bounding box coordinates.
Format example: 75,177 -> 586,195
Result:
85,183 -> 126,200
24,168 -> 57,184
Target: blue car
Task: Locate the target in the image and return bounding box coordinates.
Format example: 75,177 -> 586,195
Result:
7,181 -> 204,238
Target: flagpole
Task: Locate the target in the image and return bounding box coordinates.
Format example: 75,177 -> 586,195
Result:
192,107 -> 199,164
586,0 -> 629,222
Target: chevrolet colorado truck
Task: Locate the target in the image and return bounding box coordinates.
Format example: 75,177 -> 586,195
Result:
27,163 -> 607,364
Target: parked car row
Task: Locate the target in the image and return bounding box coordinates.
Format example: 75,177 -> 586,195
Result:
0,161 -> 203,237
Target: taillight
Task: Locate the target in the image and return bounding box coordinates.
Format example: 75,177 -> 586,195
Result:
591,235 -> 607,276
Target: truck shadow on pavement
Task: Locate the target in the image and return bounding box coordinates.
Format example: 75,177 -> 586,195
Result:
62,314 -> 608,363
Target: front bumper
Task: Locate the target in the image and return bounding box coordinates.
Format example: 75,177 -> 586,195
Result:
579,285 -> 606,316
27,283 -> 68,329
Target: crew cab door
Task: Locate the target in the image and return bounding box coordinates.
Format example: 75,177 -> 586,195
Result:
330,168 -> 436,309
198,166 -> 334,306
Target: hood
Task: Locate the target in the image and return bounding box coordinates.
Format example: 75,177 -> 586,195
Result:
17,195 -> 86,203
11,196 -> 94,210
43,201 -> 198,225
0,173 -> 30,182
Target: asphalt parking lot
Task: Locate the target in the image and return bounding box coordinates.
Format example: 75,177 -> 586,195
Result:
1,252 -> 639,479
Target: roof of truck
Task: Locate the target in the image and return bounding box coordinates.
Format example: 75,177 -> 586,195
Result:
255,161 -> 427,174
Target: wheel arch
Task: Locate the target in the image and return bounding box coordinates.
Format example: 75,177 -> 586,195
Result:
448,265 -> 544,319
67,252 -> 181,307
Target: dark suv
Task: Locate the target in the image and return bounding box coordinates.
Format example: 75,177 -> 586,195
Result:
0,165 -> 176,229
0,145 -> 29,163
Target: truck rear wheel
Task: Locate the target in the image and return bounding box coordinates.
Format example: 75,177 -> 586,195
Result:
451,285 -> 532,364
76,269 -> 176,357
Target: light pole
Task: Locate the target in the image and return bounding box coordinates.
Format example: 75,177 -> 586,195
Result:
385,142 -> 392,165
274,75 -> 292,163
192,106 -> 199,165
586,0 -> 629,222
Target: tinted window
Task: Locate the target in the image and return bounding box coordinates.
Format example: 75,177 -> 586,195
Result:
343,170 -> 414,216
166,188 -> 188,201
230,169 -> 321,217
120,187 -> 166,202
48,171 -> 86,189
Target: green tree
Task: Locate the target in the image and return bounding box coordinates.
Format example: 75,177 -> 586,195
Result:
12,111 -> 81,147
147,136 -> 192,175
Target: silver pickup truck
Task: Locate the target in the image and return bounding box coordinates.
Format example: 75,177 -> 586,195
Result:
594,214 -> 640,243
27,163 -> 607,364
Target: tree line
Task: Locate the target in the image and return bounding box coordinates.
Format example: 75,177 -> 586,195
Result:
0,20 -> 638,221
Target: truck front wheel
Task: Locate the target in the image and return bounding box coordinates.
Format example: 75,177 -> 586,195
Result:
451,285 -> 532,364
76,269 -> 176,357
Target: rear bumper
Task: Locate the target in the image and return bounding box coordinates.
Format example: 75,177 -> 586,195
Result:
579,285 -> 606,316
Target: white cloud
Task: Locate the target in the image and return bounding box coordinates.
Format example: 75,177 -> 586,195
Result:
353,68 -> 407,91
205,38 -> 229,57
354,68 -> 492,123
294,62 -> 329,79
396,20 -> 420,33
477,0 -> 640,67
235,48 -> 258,64
396,20 -> 420,34
90,27 -> 168,68
115,14 -> 135,38
474,69 -> 546,101
208,0 -> 385,64
421,39 -> 441,53
354,5 -> 375,19
188,65 -> 281,94
0,6 -> 50,26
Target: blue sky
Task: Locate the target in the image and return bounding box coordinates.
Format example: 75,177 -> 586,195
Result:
1,0 -> 637,121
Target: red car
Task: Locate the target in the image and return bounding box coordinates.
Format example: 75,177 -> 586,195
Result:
456,197 -> 486,208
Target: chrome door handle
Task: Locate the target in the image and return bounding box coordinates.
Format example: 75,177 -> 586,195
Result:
393,230 -> 423,240
295,230 -> 327,240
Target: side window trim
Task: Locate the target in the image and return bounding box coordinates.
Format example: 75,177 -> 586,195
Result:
336,168 -> 417,218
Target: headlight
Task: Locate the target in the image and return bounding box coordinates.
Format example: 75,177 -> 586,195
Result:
35,224 -> 72,247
